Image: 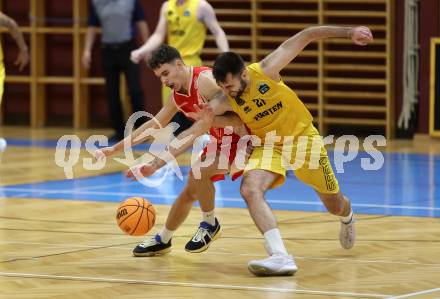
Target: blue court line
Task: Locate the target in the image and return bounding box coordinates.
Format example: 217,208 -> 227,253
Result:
1,149 -> 439,218
3,185 -> 439,212
1,139 -> 439,218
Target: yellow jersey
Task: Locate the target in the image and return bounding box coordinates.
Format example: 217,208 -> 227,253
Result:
228,63 -> 313,142
166,0 -> 206,60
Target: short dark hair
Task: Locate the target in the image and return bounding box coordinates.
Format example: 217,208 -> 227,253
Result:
213,52 -> 245,83
148,44 -> 182,70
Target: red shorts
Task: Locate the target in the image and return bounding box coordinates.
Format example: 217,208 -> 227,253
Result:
199,141 -> 244,182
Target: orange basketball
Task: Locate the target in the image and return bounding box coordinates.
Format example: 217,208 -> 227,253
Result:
116,197 -> 156,236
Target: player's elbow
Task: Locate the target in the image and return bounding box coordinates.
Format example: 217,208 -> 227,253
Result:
284,26 -> 319,48
301,26 -> 325,41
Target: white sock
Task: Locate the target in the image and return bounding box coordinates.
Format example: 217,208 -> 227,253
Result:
202,210 -> 216,226
159,227 -> 174,243
263,228 -> 288,256
340,209 -> 353,224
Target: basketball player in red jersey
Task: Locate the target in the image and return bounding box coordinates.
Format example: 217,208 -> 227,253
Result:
96,44 -> 247,256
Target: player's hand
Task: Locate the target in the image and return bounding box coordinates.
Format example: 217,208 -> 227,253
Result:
199,104 -> 215,125
125,161 -> 159,180
130,49 -> 143,64
94,146 -> 115,161
187,103 -> 215,124
15,49 -> 29,71
82,51 -> 92,69
349,26 -> 373,46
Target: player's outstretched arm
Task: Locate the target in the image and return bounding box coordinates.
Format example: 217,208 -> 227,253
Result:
260,25 -> 373,80
0,11 -> 29,71
128,92 -> 231,178
199,1 -> 229,52
130,2 -> 168,63
155,91 -> 233,162
126,102 -> 215,179
94,95 -> 178,160
155,102 -> 216,167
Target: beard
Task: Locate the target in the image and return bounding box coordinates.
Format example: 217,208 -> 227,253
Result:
234,78 -> 247,100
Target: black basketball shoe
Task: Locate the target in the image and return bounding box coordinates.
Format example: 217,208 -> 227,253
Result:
133,234 -> 171,257
185,218 -> 221,253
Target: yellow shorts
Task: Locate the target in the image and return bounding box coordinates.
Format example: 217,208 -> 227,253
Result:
244,124 -> 340,194
0,64 -> 4,106
161,55 -> 203,106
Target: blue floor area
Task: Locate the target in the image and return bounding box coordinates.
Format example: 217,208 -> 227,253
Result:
1,139 -> 439,218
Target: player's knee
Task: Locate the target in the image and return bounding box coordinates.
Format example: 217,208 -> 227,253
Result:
182,186 -> 198,203
240,184 -> 262,204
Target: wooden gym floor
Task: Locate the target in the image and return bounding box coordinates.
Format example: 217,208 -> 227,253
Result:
0,127 -> 439,299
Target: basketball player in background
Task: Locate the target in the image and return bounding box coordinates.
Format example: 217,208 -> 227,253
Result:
130,0 -> 229,136
132,25 -> 373,276
0,12 -> 30,158
96,44 -> 247,256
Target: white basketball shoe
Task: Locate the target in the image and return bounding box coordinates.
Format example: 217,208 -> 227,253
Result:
248,253 -> 298,276
339,217 -> 356,249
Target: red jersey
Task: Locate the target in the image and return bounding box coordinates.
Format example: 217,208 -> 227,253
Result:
172,66 -> 241,144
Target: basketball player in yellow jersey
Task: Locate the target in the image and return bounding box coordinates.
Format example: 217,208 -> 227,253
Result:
131,0 -> 228,74
131,0 -> 229,101
130,0 -> 228,135
138,25 -> 373,276
0,12 -> 29,156
211,25 -> 373,276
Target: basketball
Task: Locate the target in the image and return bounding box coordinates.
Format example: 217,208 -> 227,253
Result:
116,197 -> 156,236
